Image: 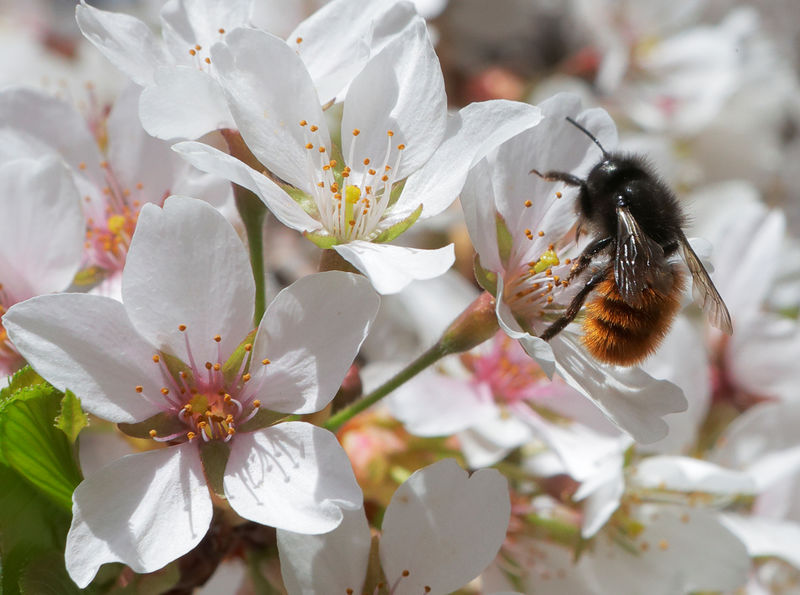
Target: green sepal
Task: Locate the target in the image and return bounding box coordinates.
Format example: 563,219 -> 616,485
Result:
495,214 -> 514,268
282,185 -> 319,218
473,254 -> 498,296
199,440 -> 230,499
385,178 -> 406,209
372,203 -> 423,244
118,411 -> 186,440
303,230 -> 338,249
362,534 -> 389,595
71,266 -> 107,289
0,383 -> 82,511
56,391 -> 88,444
236,409 -> 288,434
222,329 -> 258,386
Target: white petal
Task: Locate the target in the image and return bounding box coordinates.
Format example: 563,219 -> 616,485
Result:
139,66 -> 235,140
65,443 -> 211,588
76,1 -> 169,87
0,158 -> 83,299
122,197 -> 254,367
549,335 -> 688,443
397,100 -> 543,219
106,83 -> 186,195
172,141 -> 321,232
224,423 -> 362,534
590,504 -> 749,595
3,294 -> 166,423
461,158 -> 502,273
388,370 -> 499,436
342,16 -> 446,182
459,417 -> 534,468
380,459 -> 510,595
250,272 -> 379,414
333,241 -> 455,295
631,456 -> 756,494
160,0 -> 253,57
578,463 -> 625,538
211,28 -> 328,192
720,514 -> 800,569
0,87 -> 104,187
277,507 -> 370,595
495,283 -> 555,377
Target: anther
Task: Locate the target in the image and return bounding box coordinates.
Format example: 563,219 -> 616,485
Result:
78,162 -> 86,170
135,385 -> 143,393
213,363 -> 221,371
397,144 -> 406,150
136,182 -> 143,190
152,354 -> 160,363
161,387 -> 170,395
299,120 -> 307,126
204,57 -> 211,64
524,200 -> 532,207
242,373 -> 251,382
305,143 -> 314,149
556,191 -> 562,198
253,400 -> 261,408
363,158 -> 370,165
402,570 -> 410,577
205,362 -> 213,370
296,36 -> 303,44
244,343 -> 252,352
538,230 -> 545,237
218,28 -> 225,34
187,431 -> 196,441
262,358 -> 270,365
213,334 -> 221,342
310,125 -> 318,132
189,48 -> 197,56
149,429 -> 157,437
179,324 -> 187,331
387,130 -> 394,137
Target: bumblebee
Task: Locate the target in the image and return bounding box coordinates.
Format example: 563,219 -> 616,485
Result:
532,117 -> 732,366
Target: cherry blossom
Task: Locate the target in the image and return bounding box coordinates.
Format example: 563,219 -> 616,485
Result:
3,196 -> 380,587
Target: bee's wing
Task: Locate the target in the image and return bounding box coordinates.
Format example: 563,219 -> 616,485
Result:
679,233 -> 733,334
614,206 -> 671,306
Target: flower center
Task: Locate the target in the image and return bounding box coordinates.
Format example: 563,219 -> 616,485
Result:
461,334 -> 547,405
504,244 -> 573,330
80,160 -> 166,276
298,121 -> 407,242
142,325 -> 269,444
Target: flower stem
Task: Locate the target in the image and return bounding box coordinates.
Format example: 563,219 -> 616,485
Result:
324,341 -> 449,432
234,183 -> 267,326
323,291 -> 500,432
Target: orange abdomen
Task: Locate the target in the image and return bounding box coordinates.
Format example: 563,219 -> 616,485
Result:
582,268 -> 685,366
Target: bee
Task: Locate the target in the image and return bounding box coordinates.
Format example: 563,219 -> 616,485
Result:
531,116 -> 732,366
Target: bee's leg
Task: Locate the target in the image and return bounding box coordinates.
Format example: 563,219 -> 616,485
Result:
539,269 -> 607,341
567,236 -> 613,281
529,169 -> 584,187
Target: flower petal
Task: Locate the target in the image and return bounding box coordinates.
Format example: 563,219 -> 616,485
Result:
276,507 -> 370,595
719,514 -> 800,569
341,16 -> 446,182
388,370 -> 499,436
139,66 -> 235,140
172,140 -> 321,232
249,272 -> 379,414
630,456 -> 756,494
549,334 -> 688,443
65,443 -> 211,588
333,241 -> 455,295
224,423 -> 362,534
397,100 -> 543,219
0,157 -> 83,299
3,294 -> 167,422
380,459 -> 510,595
211,28 -> 328,192
122,196 -> 254,367
76,1 -> 169,87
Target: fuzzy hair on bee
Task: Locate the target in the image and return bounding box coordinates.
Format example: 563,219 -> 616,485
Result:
531,116 -> 732,366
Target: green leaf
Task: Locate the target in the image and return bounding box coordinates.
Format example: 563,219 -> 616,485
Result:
0,366 -> 46,402
0,464 -> 72,595
56,391 -> 88,444
19,551 -> 82,595
372,203 -> 423,244
0,385 -> 82,511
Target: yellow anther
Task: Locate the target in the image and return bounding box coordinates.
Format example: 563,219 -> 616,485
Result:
135,385 -> 143,393
244,343 -> 252,352
178,324 -> 187,331
310,125 -> 318,132
107,215 -> 126,234
213,334 -> 221,342
149,429 -> 157,437
153,354 -> 160,363
352,128 -> 360,136
262,358 -> 271,365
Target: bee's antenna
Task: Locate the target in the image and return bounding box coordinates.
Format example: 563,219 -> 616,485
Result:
565,116 -> 608,158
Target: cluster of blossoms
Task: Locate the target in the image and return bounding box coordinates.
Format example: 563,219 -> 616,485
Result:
1,0 -> 800,593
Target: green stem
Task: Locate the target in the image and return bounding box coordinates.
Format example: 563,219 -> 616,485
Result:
234,184 -> 268,326
324,342 -> 449,432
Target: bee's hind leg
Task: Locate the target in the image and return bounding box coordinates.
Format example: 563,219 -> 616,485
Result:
539,269 -> 608,341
